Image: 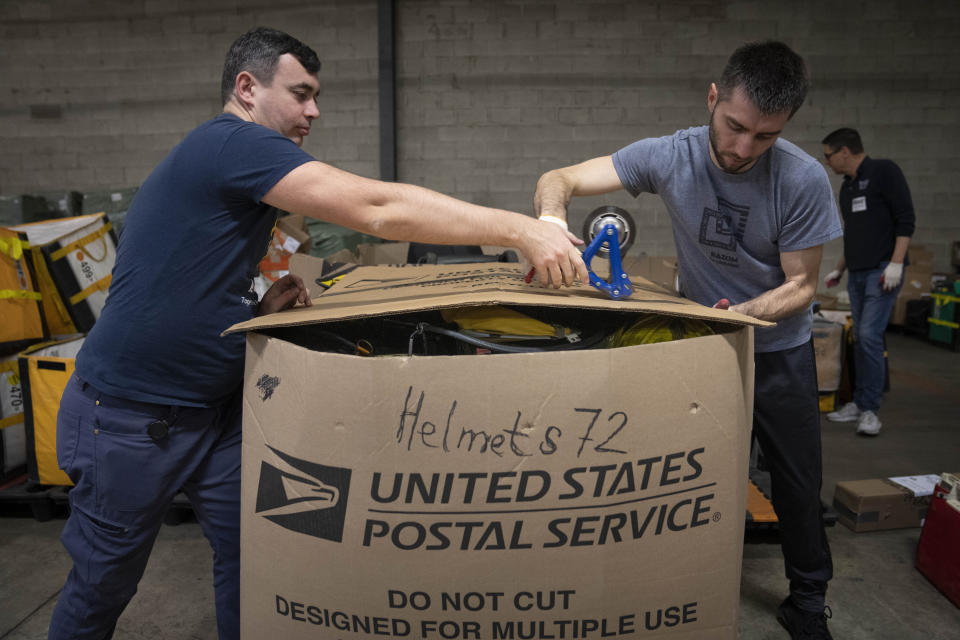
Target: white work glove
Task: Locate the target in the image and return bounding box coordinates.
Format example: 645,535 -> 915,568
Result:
823,269 -> 843,288
881,262 -> 903,291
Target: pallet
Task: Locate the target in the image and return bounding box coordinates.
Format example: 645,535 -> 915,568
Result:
745,468 -> 838,533
0,474 -> 195,525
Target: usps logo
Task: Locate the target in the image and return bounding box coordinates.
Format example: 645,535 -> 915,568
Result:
255,446 -> 351,542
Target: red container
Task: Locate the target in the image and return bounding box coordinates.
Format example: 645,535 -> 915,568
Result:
916,474 -> 960,608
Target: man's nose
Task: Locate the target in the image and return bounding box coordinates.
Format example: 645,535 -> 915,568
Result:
735,135 -> 754,159
305,99 -> 319,119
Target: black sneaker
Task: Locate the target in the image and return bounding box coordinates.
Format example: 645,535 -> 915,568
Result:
776,596 -> 833,639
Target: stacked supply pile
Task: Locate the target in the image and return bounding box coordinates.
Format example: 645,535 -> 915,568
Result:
0,212 -> 116,486
0,228 -> 44,481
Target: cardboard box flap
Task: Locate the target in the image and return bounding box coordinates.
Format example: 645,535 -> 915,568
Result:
226,263 -> 771,335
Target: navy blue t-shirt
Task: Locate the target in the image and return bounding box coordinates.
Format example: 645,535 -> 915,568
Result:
77,114 -> 313,406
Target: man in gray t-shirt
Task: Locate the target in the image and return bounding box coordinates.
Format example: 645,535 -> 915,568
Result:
534,41 -> 840,640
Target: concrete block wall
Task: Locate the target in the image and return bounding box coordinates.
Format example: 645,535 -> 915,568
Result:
0,0 -> 379,191
1,0 -> 958,272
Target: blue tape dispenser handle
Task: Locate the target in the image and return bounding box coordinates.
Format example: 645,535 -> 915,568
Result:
581,223 -> 632,300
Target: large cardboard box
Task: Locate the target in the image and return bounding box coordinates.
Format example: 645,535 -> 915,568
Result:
228,263 -> 765,640
909,244 -> 935,271
833,476 -> 936,532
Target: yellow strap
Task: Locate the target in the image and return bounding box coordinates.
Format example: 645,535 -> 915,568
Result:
49,222 -> 113,262
0,289 -> 42,301
68,274 -> 112,306
0,413 -> 24,430
31,247 -> 75,328
931,293 -> 960,304
0,236 -> 30,261
928,317 -> 960,329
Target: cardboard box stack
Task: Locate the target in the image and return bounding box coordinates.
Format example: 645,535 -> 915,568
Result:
260,215 -> 312,283
227,263 -> 765,640
890,245 -> 934,326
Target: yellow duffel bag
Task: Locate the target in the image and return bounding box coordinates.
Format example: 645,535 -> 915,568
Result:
19,336 -> 85,486
0,228 -> 45,352
11,212 -> 117,334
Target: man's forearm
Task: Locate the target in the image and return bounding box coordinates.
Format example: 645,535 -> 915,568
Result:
360,180 -> 529,247
891,236 -> 910,263
730,278 -> 817,322
534,169 -> 576,220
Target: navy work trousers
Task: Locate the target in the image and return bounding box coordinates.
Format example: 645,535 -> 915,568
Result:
754,340 -> 834,611
48,374 -> 241,640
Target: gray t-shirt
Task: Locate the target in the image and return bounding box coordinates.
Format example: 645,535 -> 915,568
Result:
613,126 -> 842,352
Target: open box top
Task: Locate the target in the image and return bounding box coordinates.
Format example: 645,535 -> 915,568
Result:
226,263 -> 771,335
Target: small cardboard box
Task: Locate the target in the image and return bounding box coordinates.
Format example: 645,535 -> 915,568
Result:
833,477 -> 936,532
228,263 -> 766,640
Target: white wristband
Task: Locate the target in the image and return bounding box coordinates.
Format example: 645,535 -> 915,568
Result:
538,214 -> 568,230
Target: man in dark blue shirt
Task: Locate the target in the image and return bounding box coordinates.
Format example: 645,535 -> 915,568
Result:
49,27 -> 588,640
821,127 -> 916,436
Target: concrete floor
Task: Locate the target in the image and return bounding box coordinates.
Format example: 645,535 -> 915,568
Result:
1,331 -> 958,639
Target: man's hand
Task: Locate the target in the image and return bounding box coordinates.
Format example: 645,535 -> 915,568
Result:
520,218 -> 590,288
258,274 -> 312,316
881,262 -> 903,291
823,269 -> 843,288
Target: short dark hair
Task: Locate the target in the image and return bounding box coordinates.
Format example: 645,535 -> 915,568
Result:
221,27 -> 321,105
717,40 -> 809,118
821,128 -> 864,154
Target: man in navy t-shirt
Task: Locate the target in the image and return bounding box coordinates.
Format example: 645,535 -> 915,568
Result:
532,42 -> 840,639
821,127 -> 915,436
49,27 -> 588,640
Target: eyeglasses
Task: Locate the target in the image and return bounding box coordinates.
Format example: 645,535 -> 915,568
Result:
823,149 -> 840,160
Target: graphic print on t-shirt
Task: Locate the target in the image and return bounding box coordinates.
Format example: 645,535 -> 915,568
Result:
699,198 -> 750,268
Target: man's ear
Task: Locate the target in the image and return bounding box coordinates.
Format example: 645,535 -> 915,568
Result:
707,82 -> 719,113
233,71 -> 257,108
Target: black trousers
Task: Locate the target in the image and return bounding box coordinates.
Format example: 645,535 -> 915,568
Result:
754,339 -> 834,611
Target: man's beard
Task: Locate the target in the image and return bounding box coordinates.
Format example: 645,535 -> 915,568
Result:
708,111 -> 753,174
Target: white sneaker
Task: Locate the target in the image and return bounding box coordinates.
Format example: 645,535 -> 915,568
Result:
827,402 -> 860,423
856,411 -> 882,436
